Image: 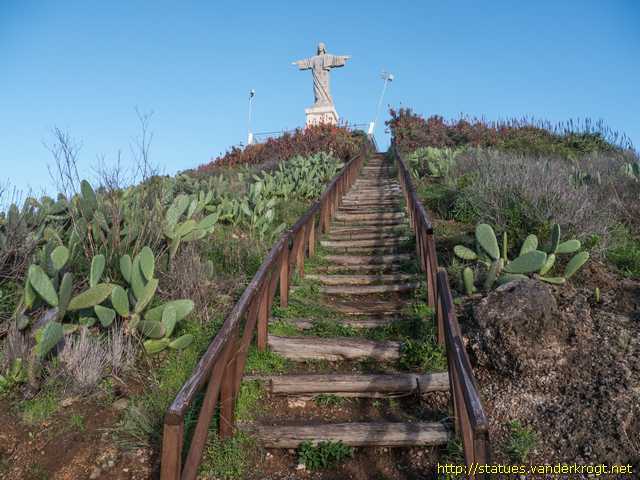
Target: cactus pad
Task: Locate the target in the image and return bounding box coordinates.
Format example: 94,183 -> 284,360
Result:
95,305 -> 116,327
90,254 -> 106,288
111,286 -> 130,317
504,250 -> 547,274
28,265 -> 58,307
475,224 -> 500,260
564,251 -> 589,279
556,240 -> 581,254
519,234 -> 538,256
454,245 -> 478,261
68,283 -> 114,311
50,245 -> 70,271
137,320 -> 166,339
169,334 -> 194,350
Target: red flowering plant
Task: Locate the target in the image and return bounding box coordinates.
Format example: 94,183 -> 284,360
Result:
196,125 -> 365,174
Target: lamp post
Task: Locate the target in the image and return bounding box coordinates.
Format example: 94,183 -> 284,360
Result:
247,89 -> 255,145
368,71 -> 394,138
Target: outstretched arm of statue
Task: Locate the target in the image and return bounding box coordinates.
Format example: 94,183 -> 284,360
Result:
292,59 -> 311,70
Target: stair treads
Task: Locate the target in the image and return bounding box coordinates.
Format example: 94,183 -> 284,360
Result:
321,237 -> 410,249
329,224 -> 409,234
257,373 -> 449,395
268,335 -> 401,361
335,212 -> 405,222
329,299 -> 406,316
251,422 -> 451,448
306,273 -> 417,285
269,316 -> 401,330
332,218 -> 408,227
318,263 -> 406,274
322,283 -> 419,295
325,254 -> 412,265
327,231 -> 406,241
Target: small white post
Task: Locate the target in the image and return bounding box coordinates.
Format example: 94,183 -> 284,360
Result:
247,89 -> 255,145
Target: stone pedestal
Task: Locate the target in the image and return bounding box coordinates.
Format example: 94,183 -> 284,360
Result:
305,104 -> 339,126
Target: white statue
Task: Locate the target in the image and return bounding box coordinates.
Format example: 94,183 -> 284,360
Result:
292,42 -> 351,125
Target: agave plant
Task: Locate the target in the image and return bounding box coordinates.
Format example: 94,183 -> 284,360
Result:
454,223 -> 589,294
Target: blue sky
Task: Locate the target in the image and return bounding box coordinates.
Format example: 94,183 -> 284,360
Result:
1,0 -> 638,195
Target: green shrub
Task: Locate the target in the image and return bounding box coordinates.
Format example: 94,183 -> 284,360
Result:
399,339 -> 446,372
504,420 -> 537,462
607,227 -> 640,278
200,432 -> 254,479
298,440 -> 353,470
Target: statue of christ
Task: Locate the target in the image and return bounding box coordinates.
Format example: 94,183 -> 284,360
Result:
292,42 -> 351,107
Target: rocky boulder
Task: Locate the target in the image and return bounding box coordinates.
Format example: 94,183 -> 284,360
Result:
471,278 -> 566,376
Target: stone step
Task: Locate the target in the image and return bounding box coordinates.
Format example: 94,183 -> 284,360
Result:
250,422 -> 451,448
268,335 -> 401,362
325,253 -> 412,265
254,372 -> 449,396
322,282 -> 419,295
306,273 -> 417,286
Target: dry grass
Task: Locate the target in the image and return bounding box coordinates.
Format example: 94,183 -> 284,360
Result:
109,325 -> 135,376
450,149 -> 621,249
59,329 -> 109,391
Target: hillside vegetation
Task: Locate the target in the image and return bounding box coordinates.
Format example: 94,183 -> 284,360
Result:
389,108 -> 640,467
0,126 -> 366,478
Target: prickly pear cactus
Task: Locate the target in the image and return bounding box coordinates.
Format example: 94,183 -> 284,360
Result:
453,222 -> 589,294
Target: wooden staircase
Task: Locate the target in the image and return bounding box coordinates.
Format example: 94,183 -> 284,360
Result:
247,153 -> 452,453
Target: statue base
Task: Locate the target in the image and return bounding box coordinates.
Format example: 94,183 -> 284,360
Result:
305,104 -> 339,126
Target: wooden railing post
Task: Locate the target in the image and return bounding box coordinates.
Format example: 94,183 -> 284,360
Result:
296,225 -> 306,278
308,217 -> 316,257
160,422 -> 183,480
219,345 -> 238,439
180,338 -> 234,480
279,245 -> 289,308
256,281 -> 269,351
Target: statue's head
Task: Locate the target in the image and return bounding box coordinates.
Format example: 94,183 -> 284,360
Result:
317,42 -> 326,55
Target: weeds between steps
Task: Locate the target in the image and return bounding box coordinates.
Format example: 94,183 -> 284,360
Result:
298,440 -> 354,470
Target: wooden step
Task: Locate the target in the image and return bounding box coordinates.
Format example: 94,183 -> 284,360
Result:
268,335 -> 401,362
332,218 -> 408,227
321,237 -> 410,249
338,206 -> 402,213
322,282 -> 419,295
306,273 -> 417,286
269,316 -> 400,330
325,253 -> 412,265
328,225 -> 409,235
255,372 -> 449,396
327,231 -> 405,241
331,299 -> 405,316
251,422 -> 451,448
340,201 -> 402,209
331,246 -> 408,255
316,263 -> 406,274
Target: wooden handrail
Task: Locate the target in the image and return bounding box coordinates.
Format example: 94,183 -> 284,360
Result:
160,142 -> 369,480
391,144 -> 490,477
